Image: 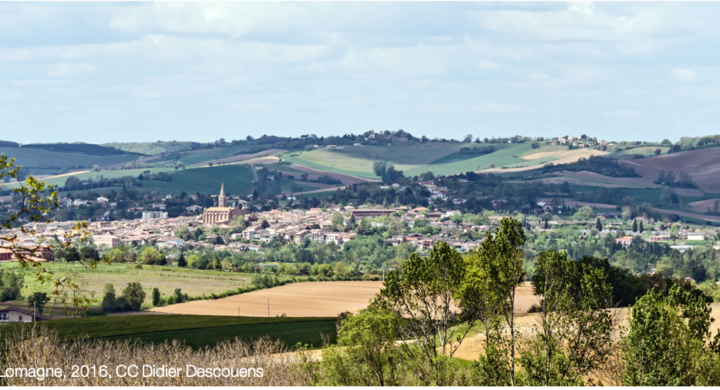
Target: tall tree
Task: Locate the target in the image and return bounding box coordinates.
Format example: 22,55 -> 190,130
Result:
374,241 -> 472,385
461,218 -> 526,386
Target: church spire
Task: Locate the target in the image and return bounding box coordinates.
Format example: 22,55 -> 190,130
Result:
218,183 -> 226,207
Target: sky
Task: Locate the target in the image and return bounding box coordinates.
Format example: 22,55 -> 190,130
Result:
1,1 -> 720,144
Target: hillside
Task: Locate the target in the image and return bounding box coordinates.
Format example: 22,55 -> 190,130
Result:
0,146 -> 142,177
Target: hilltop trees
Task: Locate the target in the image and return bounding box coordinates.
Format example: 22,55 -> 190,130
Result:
372,161 -> 404,184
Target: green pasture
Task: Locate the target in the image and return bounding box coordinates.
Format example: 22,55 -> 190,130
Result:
2,315 -> 336,349
154,145 -> 267,167
142,164 -> 255,195
2,262 -> 306,306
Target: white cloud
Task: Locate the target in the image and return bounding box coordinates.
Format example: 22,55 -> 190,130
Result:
672,68 -> 697,82
567,2 -> 596,16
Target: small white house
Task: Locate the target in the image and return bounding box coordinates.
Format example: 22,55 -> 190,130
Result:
0,306 -> 47,323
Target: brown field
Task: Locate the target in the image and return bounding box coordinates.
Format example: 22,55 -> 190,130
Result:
620,147 -> 720,192
689,198 -> 720,213
150,282 -> 539,317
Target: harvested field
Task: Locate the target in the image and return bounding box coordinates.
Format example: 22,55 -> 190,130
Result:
151,282 -> 539,318
516,170 -> 660,189
150,281 -> 385,317
620,147 -> 720,192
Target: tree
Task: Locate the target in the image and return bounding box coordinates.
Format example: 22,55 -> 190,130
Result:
595,218 -> 603,231
173,288 -> 185,303
531,140 -> 540,149
654,148 -> 661,156
309,306 -> 406,385
632,219 -> 638,232
464,134 -> 473,143
639,220 -> 644,233
177,253 -> 187,267
461,217 -> 526,386
93,164 -> 100,172
331,212 -> 344,231
573,206 -> 595,221
100,283 -> 116,313
520,251 -> 613,385
621,285 -> 719,385
261,219 -> 270,229
374,241 -> 473,385
27,292 -> 50,315
120,282 -> 146,311
152,287 -> 161,306
139,247 -> 165,265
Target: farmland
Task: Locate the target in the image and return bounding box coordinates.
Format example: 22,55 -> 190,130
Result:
0,146 -> 140,176
619,147 -> 720,192
150,282 -> 540,317
3,262 -> 303,306
1,314 -> 336,349
142,164 -> 256,195
151,281 -> 386,317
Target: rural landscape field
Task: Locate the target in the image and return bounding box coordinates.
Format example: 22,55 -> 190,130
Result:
5,1 -> 720,387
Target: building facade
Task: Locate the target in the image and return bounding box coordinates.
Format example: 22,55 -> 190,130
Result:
203,184 -> 245,225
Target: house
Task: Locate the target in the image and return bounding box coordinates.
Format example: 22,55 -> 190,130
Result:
0,306 -> 48,322
97,197 -> 108,203
615,236 -> 634,247
350,209 -> 394,221
0,248 -> 12,261
142,211 -> 168,220
687,233 -> 706,241
94,234 -> 120,248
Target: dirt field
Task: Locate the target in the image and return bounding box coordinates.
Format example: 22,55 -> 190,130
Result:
483,150 -> 608,174
689,198 -> 720,213
620,148 -> 720,192
150,282 -> 539,318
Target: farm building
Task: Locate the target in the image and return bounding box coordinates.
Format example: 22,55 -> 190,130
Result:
0,306 -> 48,323
350,209 -> 395,221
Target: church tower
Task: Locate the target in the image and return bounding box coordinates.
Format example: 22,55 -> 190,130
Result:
218,183 -> 227,207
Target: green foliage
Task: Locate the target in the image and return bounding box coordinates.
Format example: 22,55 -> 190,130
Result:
312,307 -> 406,385
621,285 -> 713,385
139,247 -> 166,265
573,206 -> 596,221
26,292 -> 50,315
151,287 -> 160,306
461,217 -> 526,385
100,283 -> 116,313
520,251 -> 613,385
374,241 -> 472,385
120,282 -> 146,312
0,270 -> 24,302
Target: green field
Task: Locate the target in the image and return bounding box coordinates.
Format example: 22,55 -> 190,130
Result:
282,142 -> 545,178
152,145 -> 268,167
1,314 -> 336,349
142,164 -> 255,195
518,144 -> 569,156
611,146 -> 669,158
0,147 -> 140,175
7,167 -> 178,189
4,262 -> 305,306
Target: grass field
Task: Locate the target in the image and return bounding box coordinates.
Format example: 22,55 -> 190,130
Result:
6,167 -> 178,189
0,147 -> 139,174
1,314 -> 336,349
143,164 -> 255,195
611,146 -> 669,158
4,262 -> 304,306
151,145 -> 264,167
283,143 -> 543,178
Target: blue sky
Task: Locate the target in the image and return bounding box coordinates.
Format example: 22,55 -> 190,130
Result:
1,2 -> 719,144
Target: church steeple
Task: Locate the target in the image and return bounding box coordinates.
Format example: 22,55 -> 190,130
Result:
218,183 -> 226,207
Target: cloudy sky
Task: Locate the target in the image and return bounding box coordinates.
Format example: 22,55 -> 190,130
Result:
1,2 -> 719,144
